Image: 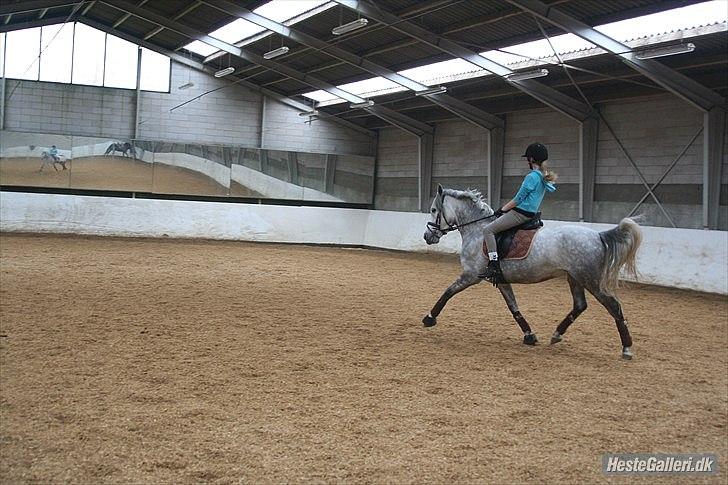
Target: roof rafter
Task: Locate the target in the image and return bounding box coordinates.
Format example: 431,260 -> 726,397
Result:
200,0 -> 503,131
332,0 -> 594,122
101,0 -> 432,136
506,0 -> 726,111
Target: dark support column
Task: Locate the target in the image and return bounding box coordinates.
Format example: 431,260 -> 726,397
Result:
418,132 -> 434,212
259,149 -> 268,173
579,114 -> 599,222
325,154 -> 337,193
287,152 -> 298,184
488,126 -> 505,208
704,107 -> 727,229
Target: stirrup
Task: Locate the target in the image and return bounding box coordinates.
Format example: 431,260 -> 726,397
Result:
478,261 -> 505,286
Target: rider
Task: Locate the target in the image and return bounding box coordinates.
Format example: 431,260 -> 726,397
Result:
479,142 -> 557,285
49,145 -> 60,162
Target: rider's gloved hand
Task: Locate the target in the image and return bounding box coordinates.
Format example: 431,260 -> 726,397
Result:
494,207 -> 505,218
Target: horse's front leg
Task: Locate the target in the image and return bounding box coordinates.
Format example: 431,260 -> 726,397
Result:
497,283 -> 538,345
422,273 -> 480,327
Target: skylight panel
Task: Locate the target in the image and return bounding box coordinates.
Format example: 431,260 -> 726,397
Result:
209,18 -> 265,44
255,0 -> 330,23
185,40 -> 219,57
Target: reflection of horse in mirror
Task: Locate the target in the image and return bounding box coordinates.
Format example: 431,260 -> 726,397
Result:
104,142 -> 136,159
38,151 -> 68,172
422,185 -> 642,359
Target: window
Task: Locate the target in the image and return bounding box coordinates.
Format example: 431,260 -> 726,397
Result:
140,48 -> 170,92
72,23 -> 105,86
104,34 -> 138,89
40,24 -> 73,83
5,27 -> 40,80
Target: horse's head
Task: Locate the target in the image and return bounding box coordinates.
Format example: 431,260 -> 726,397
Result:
424,185 -> 493,245
424,184 -> 449,245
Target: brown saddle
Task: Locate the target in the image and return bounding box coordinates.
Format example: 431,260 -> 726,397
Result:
483,215 -> 543,261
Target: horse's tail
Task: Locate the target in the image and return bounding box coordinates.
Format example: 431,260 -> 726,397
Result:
598,217 -> 642,297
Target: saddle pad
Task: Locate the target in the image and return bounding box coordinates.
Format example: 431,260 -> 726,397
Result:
483,228 -> 541,261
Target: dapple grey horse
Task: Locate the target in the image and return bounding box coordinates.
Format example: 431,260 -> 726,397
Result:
422,185 -> 642,359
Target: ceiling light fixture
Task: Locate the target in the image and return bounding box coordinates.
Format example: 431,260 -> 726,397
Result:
263,46 -> 290,60
178,81 -> 195,90
214,67 -> 235,78
299,110 -> 319,117
505,68 -> 549,82
415,86 -> 447,96
350,100 -> 374,109
332,18 -> 368,35
634,42 -> 695,60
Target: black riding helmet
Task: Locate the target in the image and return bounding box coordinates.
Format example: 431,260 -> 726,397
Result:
522,142 -> 548,162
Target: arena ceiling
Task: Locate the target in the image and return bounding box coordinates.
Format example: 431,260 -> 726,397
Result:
1,0 -> 726,132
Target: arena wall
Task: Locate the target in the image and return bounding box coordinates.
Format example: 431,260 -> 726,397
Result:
2,191 -> 726,295
374,94 -> 728,230
3,61 -> 375,156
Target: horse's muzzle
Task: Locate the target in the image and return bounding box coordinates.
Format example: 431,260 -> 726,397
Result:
423,230 -> 440,245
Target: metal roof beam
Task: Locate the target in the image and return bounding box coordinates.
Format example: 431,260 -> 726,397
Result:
0,0 -> 75,16
201,0 -> 503,130
143,1 -> 201,41
332,0 -> 594,122
506,0 -> 726,111
100,1 -> 429,134
79,16 -> 375,138
0,15 -> 68,32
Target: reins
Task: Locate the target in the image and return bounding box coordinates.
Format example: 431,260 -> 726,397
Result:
427,193 -> 497,235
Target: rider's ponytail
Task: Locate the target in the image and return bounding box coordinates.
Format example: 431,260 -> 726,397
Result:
533,160 -> 557,183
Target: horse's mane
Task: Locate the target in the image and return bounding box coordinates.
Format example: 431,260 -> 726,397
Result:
444,188 -> 492,214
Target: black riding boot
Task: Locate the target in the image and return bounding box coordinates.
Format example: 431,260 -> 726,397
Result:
479,259 -> 505,286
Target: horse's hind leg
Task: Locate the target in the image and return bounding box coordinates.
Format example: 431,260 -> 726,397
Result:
497,283 -> 537,345
551,275 -> 588,344
422,273 -> 479,327
588,288 -> 634,360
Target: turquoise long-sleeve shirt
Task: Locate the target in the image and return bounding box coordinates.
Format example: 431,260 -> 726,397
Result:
513,168 -> 556,214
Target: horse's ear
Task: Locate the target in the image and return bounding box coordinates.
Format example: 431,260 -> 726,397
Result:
437,184 -> 443,195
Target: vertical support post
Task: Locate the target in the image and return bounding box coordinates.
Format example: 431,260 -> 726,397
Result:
134,46 -> 142,138
259,149 -> 268,173
0,75 -> 5,132
488,126 -> 505,208
579,114 -> 599,221
325,154 -> 337,193
259,95 -> 267,148
287,151 -> 298,184
1,37 -> 7,131
703,107 -> 726,229
418,132 -> 434,212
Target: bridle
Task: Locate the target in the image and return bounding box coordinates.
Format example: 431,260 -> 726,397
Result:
426,192 -> 496,236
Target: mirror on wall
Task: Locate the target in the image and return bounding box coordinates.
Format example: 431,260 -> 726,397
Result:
0,131 -> 72,188
69,136 -> 152,192
151,141 -> 231,197
1,130 -> 376,204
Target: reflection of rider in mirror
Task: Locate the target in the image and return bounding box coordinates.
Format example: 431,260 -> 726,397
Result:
49,145 -> 60,162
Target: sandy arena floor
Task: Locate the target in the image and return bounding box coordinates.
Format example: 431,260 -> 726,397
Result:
0,234 -> 726,483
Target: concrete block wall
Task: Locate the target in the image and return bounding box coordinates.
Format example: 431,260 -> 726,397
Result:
139,63 -> 262,146
2,60 -> 374,156
263,98 -> 374,156
503,108 -> 580,221
4,80 -> 135,138
373,94 -> 727,230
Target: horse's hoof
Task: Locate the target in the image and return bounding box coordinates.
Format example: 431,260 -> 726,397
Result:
422,314 -> 437,327
622,347 -> 634,360
550,332 -> 562,345
523,333 -> 538,346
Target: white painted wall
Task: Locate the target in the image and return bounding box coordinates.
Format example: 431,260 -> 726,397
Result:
2,191 -> 726,294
